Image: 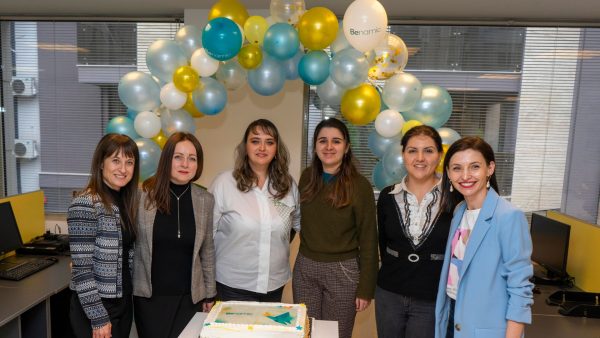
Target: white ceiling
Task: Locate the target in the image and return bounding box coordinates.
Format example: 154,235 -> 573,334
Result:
1,0 -> 599,23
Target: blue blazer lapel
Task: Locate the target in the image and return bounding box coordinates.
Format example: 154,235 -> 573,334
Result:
459,189 -> 500,277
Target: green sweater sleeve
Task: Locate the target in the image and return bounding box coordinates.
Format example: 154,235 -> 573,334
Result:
354,176 -> 379,299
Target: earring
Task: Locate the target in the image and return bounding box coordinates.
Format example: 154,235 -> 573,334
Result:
449,183 -> 454,192
486,177 -> 491,189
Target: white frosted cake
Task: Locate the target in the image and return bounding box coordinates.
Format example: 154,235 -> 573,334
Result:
200,301 -> 308,338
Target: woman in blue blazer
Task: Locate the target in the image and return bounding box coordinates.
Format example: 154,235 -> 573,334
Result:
435,137 -> 533,338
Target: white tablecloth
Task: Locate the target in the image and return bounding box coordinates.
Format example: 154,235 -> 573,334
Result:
179,312 -> 339,338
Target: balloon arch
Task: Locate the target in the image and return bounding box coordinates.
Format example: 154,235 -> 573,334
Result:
109,0 -> 460,186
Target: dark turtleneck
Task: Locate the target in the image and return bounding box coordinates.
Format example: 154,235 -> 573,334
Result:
151,182 -> 196,295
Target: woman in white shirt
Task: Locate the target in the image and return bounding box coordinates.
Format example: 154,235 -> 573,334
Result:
209,119 -> 300,301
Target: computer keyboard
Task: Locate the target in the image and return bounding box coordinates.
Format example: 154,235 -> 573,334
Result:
0,257 -> 58,281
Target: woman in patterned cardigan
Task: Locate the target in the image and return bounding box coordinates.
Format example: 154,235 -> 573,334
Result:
67,134 -> 139,338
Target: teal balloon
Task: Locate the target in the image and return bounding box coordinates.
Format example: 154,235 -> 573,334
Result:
382,142 -> 407,181
437,127 -> 461,145
126,108 -> 139,120
202,18 -> 243,61
263,23 -> 300,61
316,76 -> 344,107
118,71 -> 161,112
372,161 -> 399,191
368,130 -> 400,158
105,116 -> 140,140
248,56 -> 286,96
160,109 -> 196,136
216,60 -> 247,90
192,77 -> 227,115
282,48 -> 304,80
145,40 -> 188,83
175,25 -> 203,59
299,50 -> 330,85
403,85 -> 453,128
330,48 -> 369,88
135,138 -> 161,182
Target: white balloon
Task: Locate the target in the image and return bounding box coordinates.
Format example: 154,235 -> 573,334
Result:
191,48 -> 220,77
343,0 -> 388,53
375,109 -> 405,138
382,73 -> 422,112
159,82 -> 186,110
134,111 -> 161,138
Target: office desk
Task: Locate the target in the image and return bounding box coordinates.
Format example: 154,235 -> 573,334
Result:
180,312 -> 339,338
526,284 -> 600,338
0,256 -> 71,338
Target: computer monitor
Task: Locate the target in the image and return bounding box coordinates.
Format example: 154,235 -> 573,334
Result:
530,213 -> 571,279
0,202 -> 24,256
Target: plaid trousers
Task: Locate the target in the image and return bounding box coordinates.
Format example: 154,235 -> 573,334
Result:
293,253 -> 360,338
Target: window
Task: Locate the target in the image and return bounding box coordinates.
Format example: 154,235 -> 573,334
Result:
0,20 -> 180,212
304,24 -> 600,224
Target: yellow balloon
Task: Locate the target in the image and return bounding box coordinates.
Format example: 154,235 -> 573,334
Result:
208,0 -> 249,27
237,44 -> 263,70
183,92 -> 204,118
436,144 -> 450,174
173,66 -> 199,93
152,131 -> 168,149
341,84 -> 381,126
401,119 -> 423,135
244,16 -> 268,45
297,7 -> 339,50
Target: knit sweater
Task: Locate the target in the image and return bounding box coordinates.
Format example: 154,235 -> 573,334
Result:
67,193 -> 134,329
298,170 -> 378,299
376,185 -> 452,301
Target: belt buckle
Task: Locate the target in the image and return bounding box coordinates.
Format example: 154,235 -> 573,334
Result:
408,253 -> 420,263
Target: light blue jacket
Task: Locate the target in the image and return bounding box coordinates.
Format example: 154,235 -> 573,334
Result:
434,188 -> 534,338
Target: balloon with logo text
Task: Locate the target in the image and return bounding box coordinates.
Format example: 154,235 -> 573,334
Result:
343,0 -> 388,53
202,17 -> 243,61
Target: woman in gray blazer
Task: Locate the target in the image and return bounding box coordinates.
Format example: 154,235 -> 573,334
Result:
133,132 -> 216,338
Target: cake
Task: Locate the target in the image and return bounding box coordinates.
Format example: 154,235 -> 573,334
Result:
200,301 -> 308,338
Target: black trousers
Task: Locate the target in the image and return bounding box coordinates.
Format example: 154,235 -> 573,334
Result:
216,282 -> 284,302
69,293 -> 133,338
133,294 -> 201,338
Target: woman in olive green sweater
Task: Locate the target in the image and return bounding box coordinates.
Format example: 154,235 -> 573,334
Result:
293,118 -> 378,338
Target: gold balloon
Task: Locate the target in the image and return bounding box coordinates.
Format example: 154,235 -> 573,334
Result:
401,119 -> 423,135
208,0 -> 249,27
237,44 -> 263,70
152,131 -> 168,149
173,66 -> 199,93
183,92 -> 204,118
297,7 -> 339,51
244,16 -> 268,45
341,84 -> 381,126
436,144 -> 450,174
368,33 -> 409,80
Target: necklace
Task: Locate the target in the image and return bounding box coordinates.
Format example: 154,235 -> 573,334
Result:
169,185 -> 190,239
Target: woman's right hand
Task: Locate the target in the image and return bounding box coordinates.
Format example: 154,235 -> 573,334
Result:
92,323 -> 112,338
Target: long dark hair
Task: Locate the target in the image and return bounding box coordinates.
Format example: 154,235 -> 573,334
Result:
143,132 -> 204,213
233,119 -> 293,200
82,133 -> 139,235
401,125 -> 443,153
440,136 -> 499,212
300,118 -> 359,208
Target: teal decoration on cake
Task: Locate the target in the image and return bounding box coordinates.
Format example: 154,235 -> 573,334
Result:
296,325 -> 303,330
267,312 -> 294,325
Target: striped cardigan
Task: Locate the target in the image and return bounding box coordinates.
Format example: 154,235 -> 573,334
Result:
67,192 -> 134,329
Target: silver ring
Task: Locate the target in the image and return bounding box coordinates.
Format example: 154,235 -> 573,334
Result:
408,253 -> 420,262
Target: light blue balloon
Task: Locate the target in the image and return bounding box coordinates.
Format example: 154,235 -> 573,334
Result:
372,161 -> 400,191
192,77 -> 227,115
437,127 -> 461,145
368,130 -> 401,158
160,109 -> 196,136
175,25 -> 203,59
299,50 -> 330,85
282,48 -> 304,80
216,60 -> 247,90
135,138 -> 161,182
382,142 -> 407,181
145,39 -> 188,83
382,73 -> 422,112
330,23 -> 351,54
118,71 -> 161,112
105,116 -> 140,140
316,76 -> 344,107
330,48 -> 369,89
202,18 -> 243,61
404,85 -> 453,128
126,108 -> 139,120
248,56 -> 286,96
263,23 -> 300,61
